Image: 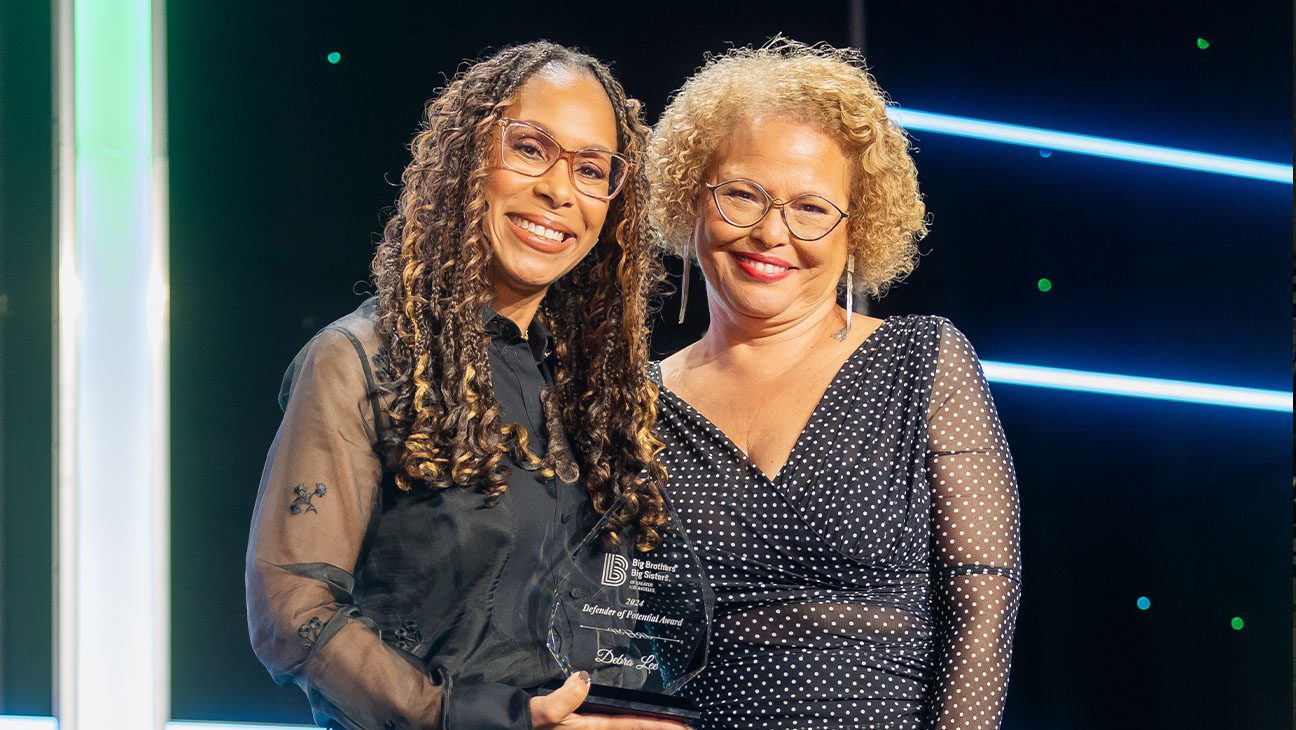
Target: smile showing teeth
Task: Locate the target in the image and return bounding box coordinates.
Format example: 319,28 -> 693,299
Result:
752,261 -> 788,275
508,214 -> 568,242
741,258 -> 790,275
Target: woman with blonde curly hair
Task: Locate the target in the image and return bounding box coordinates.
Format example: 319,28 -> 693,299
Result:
649,39 -> 1021,728
246,41 -> 687,730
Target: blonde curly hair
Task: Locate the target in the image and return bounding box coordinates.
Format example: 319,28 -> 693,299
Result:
648,37 -> 929,298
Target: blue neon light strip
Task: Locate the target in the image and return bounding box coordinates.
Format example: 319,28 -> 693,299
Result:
888,108 -> 1294,184
982,360 -> 1291,412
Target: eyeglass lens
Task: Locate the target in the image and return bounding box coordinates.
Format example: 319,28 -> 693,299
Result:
500,122 -> 626,199
712,180 -> 842,240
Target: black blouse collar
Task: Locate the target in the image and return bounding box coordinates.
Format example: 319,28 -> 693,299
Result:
480,305 -> 555,363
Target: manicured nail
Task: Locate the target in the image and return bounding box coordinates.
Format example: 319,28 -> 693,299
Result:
576,670 -> 591,684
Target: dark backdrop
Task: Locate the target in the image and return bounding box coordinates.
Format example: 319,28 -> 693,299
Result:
0,0 -> 54,715
164,1 -> 1294,727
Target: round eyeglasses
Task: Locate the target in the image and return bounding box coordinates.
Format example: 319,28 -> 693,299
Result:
497,118 -> 630,200
704,179 -> 849,241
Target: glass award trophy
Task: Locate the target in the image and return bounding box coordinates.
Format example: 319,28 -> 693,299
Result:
545,495 -> 713,722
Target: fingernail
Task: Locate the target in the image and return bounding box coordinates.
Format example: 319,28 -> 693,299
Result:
576,670 -> 591,684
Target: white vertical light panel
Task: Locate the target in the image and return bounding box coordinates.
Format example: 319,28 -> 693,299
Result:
56,0 -> 169,727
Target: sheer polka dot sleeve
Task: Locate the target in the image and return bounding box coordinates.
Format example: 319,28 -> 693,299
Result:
925,321 -> 1021,730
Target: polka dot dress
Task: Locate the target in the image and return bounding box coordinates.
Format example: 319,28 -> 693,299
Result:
651,316 -> 1021,729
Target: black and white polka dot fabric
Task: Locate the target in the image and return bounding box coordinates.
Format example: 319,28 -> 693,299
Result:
651,316 -> 1021,729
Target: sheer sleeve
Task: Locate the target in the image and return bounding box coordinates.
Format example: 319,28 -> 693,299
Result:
925,321 -> 1021,730
245,329 -> 532,730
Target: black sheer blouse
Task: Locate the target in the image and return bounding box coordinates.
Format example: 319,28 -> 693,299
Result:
246,299 -> 587,730
651,316 -> 1021,729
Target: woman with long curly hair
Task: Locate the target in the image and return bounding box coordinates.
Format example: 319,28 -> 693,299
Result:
246,42 -> 683,730
648,39 -> 1021,728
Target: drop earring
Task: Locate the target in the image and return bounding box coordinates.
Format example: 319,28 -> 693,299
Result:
677,240 -> 691,325
831,257 -> 855,341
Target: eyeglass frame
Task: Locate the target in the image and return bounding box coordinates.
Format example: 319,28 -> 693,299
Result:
495,117 -> 631,201
703,178 -> 850,241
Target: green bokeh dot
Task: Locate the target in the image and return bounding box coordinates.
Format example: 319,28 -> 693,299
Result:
1230,616 -> 1244,630
1037,278 -> 1053,293
1196,38 -> 1210,50
327,51 -> 342,64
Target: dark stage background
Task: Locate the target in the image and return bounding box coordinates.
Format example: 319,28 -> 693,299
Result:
0,1 -> 1291,727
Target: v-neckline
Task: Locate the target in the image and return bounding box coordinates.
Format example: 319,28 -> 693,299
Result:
655,318 -> 895,486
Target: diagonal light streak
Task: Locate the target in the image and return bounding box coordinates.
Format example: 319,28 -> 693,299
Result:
889,108 -> 1293,183
983,360 -> 1291,412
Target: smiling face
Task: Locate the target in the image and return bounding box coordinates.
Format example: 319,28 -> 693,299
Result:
694,116 -> 853,327
483,65 -> 619,308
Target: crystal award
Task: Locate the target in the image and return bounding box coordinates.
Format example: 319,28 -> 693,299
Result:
544,494 -> 713,722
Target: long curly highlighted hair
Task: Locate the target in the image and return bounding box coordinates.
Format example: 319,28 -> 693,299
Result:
371,41 -> 667,551
649,37 -> 929,298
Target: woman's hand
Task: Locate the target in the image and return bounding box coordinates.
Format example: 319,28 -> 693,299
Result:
529,672 -> 693,730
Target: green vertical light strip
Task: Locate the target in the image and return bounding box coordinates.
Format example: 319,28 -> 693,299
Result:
60,0 -> 169,727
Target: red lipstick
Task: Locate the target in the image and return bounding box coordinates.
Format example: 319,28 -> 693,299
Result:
731,251 -> 794,282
